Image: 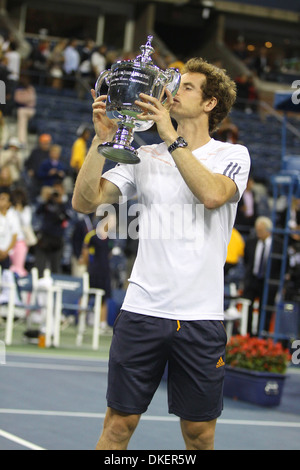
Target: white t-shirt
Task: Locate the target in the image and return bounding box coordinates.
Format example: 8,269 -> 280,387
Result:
103,138 -> 251,320
0,210 -> 21,251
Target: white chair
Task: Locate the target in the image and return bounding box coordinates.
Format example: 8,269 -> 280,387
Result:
224,283 -> 251,339
43,270 -> 105,350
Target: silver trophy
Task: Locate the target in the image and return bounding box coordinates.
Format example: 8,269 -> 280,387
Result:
95,35 -> 181,164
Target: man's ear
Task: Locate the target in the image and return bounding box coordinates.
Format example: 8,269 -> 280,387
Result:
204,96 -> 218,112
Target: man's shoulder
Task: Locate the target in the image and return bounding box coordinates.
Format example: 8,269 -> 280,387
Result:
211,139 -> 249,154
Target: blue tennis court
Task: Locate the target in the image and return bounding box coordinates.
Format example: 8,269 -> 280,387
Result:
1,351 -> 300,450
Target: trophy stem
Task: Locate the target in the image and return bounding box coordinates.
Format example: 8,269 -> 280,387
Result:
97,117 -> 140,164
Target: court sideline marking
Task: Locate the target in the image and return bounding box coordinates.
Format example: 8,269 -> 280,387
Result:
1,408 -> 300,428
0,429 -> 46,450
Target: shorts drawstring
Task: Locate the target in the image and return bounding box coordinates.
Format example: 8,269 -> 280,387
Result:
177,320 -> 181,332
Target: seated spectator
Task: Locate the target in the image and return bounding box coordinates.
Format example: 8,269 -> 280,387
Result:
37,144 -> 66,187
0,187 -> 19,271
35,183 -> 72,276
0,137 -> 24,184
70,125 -> 91,177
14,77 -> 37,145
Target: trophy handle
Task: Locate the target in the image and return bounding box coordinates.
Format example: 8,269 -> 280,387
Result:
163,68 -> 181,102
95,70 -> 111,97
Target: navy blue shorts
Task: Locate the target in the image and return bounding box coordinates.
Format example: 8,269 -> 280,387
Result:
106,310 -> 227,422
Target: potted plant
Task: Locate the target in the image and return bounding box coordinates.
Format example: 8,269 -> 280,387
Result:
224,335 -> 291,406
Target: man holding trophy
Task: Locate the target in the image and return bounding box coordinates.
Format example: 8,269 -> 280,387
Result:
73,37 -> 251,450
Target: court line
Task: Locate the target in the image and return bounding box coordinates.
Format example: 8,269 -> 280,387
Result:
2,362 -> 107,373
0,429 -> 46,450
1,408 -> 300,428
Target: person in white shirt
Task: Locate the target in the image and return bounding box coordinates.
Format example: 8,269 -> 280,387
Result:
91,44 -> 107,78
5,42 -> 21,82
63,39 -> 80,75
0,187 -> 20,270
72,57 -> 251,450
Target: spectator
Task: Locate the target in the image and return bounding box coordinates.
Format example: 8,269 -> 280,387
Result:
37,144 -> 66,187
0,110 -> 9,148
288,197 -> 300,237
224,227 -> 245,276
79,38 -> 95,79
4,41 -> 20,113
24,133 -> 52,198
0,166 -> 13,189
70,125 -> 91,176
0,187 -> 19,271
5,41 -> 21,83
235,175 -> 257,236
91,44 -> 107,78
48,39 -> 68,89
242,216 -> 282,336
14,77 -> 37,145
71,212 -> 93,276
27,39 -> 50,84
80,217 -> 113,334
63,38 -> 80,86
215,117 -> 239,144
235,73 -> 258,113
251,46 -> 272,79
9,187 -> 36,276
35,183 -> 72,276
78,39 -> 95,98
0,137 -> 24,184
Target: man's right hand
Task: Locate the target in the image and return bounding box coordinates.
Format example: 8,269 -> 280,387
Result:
91,89 -> 118,142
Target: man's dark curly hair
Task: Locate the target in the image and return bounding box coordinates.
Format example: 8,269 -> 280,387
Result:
182,58 -> 237,134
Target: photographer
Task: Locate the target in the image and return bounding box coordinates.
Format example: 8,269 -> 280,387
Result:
35,183 -> 71,276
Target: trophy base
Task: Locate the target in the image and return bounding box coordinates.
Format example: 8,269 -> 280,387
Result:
98,143 -> 140,164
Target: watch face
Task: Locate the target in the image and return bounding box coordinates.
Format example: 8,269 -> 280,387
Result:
178,137 -> 187,147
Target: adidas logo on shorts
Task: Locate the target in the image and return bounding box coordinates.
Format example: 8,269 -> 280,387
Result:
216,357 -> 225,368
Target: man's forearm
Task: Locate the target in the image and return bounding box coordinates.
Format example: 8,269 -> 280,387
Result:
72,135 -> 105,213
170,146 -> 237,209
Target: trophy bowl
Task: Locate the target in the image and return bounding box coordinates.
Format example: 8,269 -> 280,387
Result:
95,35 -> 181,164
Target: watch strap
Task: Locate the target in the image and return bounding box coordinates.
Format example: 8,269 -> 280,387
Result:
168,137 -> 188,154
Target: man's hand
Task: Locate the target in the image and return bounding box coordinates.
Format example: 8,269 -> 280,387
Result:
135,89 -> 178,144
91,89 -> 118,142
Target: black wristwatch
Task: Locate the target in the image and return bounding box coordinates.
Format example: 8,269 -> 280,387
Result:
168,136 -> 188,154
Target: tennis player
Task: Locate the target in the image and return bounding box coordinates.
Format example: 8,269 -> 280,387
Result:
72,58 -> 251,450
